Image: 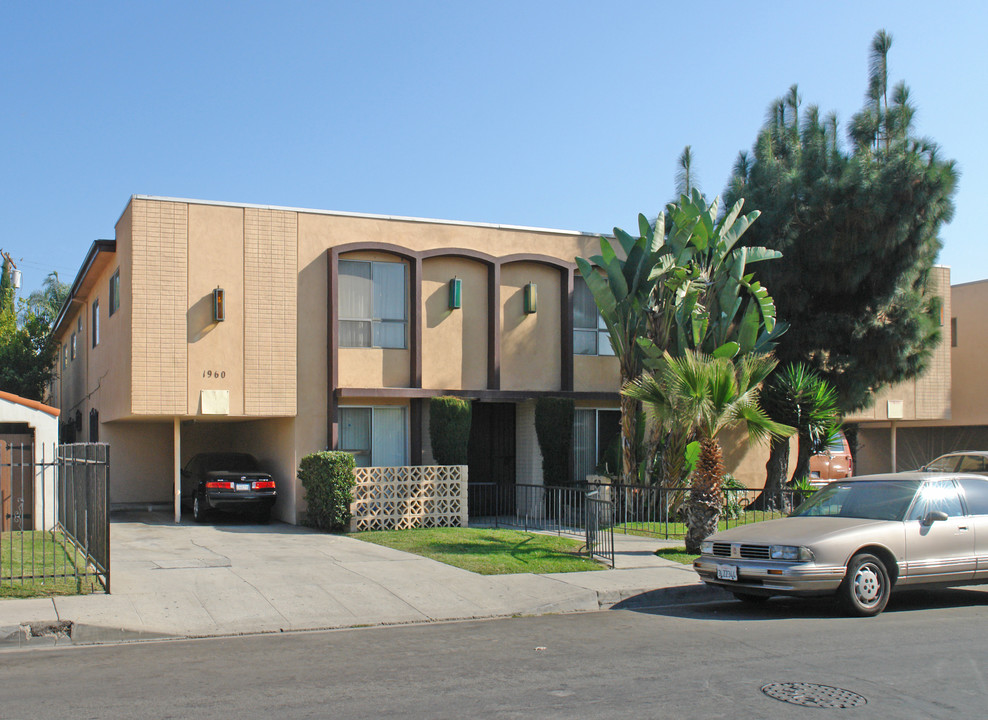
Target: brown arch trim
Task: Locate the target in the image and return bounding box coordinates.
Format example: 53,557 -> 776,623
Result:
328,243 -> 578,453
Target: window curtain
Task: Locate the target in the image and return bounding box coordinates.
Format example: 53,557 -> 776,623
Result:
372,407 -> 406,467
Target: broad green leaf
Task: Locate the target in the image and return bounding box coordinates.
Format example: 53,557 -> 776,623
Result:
712,342 -> 739,359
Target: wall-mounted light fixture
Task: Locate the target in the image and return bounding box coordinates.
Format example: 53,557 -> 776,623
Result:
524,282 -> 537,314
212,287 -> 225,322
448,277 -> 462,310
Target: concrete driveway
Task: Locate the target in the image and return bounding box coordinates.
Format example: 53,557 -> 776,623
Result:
1,512 -> 715,646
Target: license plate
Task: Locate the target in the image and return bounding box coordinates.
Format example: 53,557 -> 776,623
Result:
235,483 -> 250,491
716,564 -> 738,581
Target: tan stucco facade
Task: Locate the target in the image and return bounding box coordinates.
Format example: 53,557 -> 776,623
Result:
52,196 -> 622,523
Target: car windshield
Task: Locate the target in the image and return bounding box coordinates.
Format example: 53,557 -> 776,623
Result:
791,480 -> 919,521
199,453 -> 259,472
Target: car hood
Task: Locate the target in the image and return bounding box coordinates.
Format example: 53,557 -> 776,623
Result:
706,516 -> 894,546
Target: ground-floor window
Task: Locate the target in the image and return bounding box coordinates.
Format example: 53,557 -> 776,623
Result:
339,406 -> 407,467
573,408 -> 621,483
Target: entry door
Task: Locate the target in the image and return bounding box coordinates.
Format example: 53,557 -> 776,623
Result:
467,402 -> 516,515
1,434 -> 34,532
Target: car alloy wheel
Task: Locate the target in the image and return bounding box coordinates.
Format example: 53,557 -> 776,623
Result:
840,553 -> 890,616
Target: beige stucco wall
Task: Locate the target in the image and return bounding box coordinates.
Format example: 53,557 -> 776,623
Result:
948,280 -> 988,426
422,257 -> 488,390
187,204 -> 246,415
103,421 -> 175,504
574,355 -> 621,393
500,263 -> 561,391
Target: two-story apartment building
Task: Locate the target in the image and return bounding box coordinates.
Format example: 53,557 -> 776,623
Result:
50,196 -> 624,523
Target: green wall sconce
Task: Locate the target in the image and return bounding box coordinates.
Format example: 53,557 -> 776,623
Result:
449,277 -> 462,309
212,287 -> 225,322
524,282 -> 537,314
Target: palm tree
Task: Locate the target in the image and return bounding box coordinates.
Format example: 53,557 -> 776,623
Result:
756,363 -> 841,510
625,350 -> 793,553
576,214 -> 664,485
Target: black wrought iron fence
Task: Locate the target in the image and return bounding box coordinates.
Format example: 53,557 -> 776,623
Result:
0,442 -> 109,595
467,482 -> 615,567
467,480 -> 801,544
587,481 -> 801,540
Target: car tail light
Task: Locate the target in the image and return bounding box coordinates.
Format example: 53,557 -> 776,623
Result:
253,481 -> 276,489
205,481 -> 234,489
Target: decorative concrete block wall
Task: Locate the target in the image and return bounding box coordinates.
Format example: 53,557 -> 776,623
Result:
350,465 -> 468,531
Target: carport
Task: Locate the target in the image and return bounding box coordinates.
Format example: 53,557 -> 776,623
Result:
169,416 -> 297,524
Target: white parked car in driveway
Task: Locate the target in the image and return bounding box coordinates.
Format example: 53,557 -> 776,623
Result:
693,473 -> 988,616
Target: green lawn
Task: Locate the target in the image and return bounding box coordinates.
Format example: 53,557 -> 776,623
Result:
616,510 -> 785,540
352,527 -> 605,575
1,531 -> 98,599
654,547 -> 699,565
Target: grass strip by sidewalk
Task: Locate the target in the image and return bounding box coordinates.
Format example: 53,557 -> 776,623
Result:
352,527 -> 605,575
1,531 -> 96,599
616,510 -> 785,540
654,547 -> 700,565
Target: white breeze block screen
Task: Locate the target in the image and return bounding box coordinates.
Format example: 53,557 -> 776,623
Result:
350,465 -> 468,531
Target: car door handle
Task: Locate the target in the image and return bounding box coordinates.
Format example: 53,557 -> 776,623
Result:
958,526 -> 969,532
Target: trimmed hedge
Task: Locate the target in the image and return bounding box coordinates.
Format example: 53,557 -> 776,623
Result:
429,396 -> 472,465
299,451 -> 356,532
535,397 -> 574,487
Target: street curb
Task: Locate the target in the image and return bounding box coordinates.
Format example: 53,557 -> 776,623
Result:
603,582 -> 731,609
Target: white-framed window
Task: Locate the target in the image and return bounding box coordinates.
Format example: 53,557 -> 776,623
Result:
573,408 -> 622,483
70,333 -> 76,360
574,277 -> 614,356
339,260 -> 407,348
338,406 -> 408,467
92,299 -> 99,347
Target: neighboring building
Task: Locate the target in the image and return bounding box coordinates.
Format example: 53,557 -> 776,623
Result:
849,271 -> 988,475
50,196 -> 622,523
0,390 -> 59,531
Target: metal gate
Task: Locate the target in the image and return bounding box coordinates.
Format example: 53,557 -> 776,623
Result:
1,442 -> 110,594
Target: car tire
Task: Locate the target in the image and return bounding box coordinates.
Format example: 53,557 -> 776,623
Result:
732,591 -> 769,604
839,553 -> 890,617
193,495 -> 208,523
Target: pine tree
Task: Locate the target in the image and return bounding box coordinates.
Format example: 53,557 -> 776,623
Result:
725,29 -> 957,416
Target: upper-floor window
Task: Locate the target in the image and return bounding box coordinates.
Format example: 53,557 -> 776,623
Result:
70,333 -> 77,360
339,259 -> 406,349
77,315 -> 83,333
92,299 -> 100,347
62,344 -> 68,369
574,277 -> 614,356
109,269 -> 120,316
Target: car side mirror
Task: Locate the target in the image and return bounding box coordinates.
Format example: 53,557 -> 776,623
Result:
922,510 -> 948,526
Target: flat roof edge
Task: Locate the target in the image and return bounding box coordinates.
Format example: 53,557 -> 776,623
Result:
127,195 -> 600,238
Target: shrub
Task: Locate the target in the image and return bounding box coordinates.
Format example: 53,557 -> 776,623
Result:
535,397 -> 574,487
429,396 -> 472,465
299,451 -> 356,531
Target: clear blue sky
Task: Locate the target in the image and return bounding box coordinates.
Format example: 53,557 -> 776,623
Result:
2,1 -> 985,296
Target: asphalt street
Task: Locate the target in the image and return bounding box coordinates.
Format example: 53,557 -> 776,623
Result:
1,587 -> 986,719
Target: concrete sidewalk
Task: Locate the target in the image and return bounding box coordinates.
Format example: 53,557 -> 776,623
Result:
0,515 -> 724,649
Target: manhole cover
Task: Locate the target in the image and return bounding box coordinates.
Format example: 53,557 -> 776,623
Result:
761,682 -> 867,709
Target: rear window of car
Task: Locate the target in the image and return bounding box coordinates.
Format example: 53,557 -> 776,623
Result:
792,481 -> 918,521
956,455 -> 987,473
959,477 -> 988,515
926,455 -> 961,472
199,453 -> 259,472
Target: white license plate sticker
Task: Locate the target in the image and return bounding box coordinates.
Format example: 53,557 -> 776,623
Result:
235,483 -> 250,491
716,564 -> 738,581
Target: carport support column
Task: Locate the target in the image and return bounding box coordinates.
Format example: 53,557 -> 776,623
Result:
174,418 -> 182,523
890,420 -> 898,473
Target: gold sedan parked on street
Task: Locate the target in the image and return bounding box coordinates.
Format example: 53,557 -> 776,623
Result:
694,474 -> 988,616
